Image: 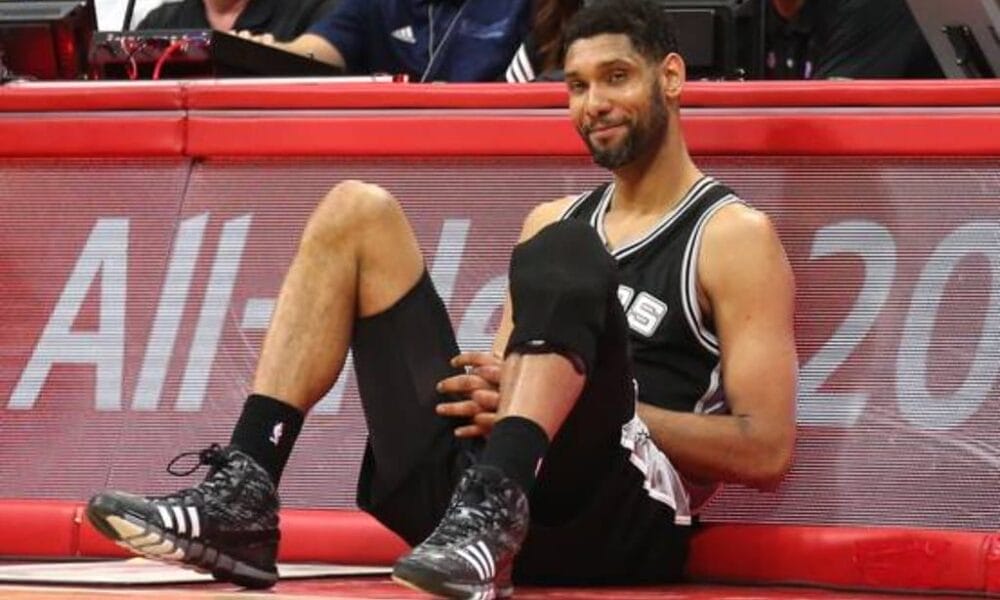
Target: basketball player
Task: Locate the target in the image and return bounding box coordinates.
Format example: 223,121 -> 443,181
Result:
86,0 -> 797,597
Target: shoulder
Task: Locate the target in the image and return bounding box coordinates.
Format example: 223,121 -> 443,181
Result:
699,201 -> 793,296
518,196 -> 577,241
703,201 -> 776,245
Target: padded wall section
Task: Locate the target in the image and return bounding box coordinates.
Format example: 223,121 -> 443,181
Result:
0,159 -> 192,499
686,523 -> 1000,595
3,154 -> 999,535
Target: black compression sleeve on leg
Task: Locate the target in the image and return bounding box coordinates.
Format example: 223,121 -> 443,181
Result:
505,220 -> 619,374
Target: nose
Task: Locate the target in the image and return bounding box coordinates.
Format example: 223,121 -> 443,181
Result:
584,85 -> 612,120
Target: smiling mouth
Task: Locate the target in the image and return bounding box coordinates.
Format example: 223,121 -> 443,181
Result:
590,124 -> 625,134
589,125 -> 626,142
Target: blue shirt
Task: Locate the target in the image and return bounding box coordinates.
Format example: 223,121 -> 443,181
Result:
309,0 -> 531,82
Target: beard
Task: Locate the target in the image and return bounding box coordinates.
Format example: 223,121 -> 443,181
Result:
579,81 -> 669,170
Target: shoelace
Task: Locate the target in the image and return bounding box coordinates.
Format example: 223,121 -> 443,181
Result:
166,443 -> 229,476
162,444 -> 237,503
429,480 -> 508,547
432,505 -> 492,546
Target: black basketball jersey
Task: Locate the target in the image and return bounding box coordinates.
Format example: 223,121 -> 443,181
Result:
561,176 -> 742,415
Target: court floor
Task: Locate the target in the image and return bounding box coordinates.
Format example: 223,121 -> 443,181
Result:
0,579 -> 974,600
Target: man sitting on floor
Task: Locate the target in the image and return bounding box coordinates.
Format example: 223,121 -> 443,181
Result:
87,1 -> 798,596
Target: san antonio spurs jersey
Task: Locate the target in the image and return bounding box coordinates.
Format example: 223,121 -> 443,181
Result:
561,176 -> 742,416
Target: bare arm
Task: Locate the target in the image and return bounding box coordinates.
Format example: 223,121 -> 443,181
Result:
637,204 -> 797,489
235,32 -> 346,69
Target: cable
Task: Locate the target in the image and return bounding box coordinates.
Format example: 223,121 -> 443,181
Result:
119,37 -> 140,80
420,0 -> 469,82
152,40 -> 186,80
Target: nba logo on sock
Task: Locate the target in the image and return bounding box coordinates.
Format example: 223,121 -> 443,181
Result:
269,422 -> 284,446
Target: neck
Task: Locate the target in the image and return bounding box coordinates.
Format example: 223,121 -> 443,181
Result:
205,0 -> 249,29
609,112 -> 702,214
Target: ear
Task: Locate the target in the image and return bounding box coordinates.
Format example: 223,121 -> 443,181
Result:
659,52 -> 686,102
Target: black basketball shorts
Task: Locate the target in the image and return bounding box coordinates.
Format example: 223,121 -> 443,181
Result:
351,271 -> 690,584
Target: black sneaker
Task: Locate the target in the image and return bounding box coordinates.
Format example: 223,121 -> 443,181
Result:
392,464 -> 529,599
85,444 -> 280,589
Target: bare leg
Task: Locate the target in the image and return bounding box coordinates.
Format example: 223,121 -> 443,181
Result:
86,182 -> 429,592
497,353 -> 584,440
252,180 -> 425,412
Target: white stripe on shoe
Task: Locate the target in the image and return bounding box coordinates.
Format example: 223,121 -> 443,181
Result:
156,504 -> 173,530
171,505 -> 187,534
455,547 -> 488,580
186,506 -> 200,538
474,541 -> 495,578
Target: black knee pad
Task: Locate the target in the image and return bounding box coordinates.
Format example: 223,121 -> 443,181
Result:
505,220 -> 619,374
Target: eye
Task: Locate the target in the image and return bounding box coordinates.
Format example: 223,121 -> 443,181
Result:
608,69 -> 628,83
567,80 -> 587,95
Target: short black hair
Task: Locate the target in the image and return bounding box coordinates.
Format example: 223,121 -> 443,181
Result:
562,0 -> 679,65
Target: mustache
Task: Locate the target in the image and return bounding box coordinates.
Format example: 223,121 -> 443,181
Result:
580,119 -> 629,135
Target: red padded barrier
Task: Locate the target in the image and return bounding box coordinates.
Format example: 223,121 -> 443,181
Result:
2,81 -> 999,156
184,111 -> 1000,156
180,79 -> 1000,110
3,500 -> 999,596
183,81 -> 567,110
0,114 -> 187,156
687,524 -> 1000,596
77,510 -> 132,558
681,80 -> 1000,108
185,113 -> 581,156
0,82 -> 185,112
2,80 -> 997,113
0,500 -> 78,557
280,510 -> 407,564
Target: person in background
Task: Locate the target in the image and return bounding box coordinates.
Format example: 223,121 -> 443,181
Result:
771,0 -> 942,79
138,0 -> 341,42
242,0 -> 532,82
505,0 -> 582,82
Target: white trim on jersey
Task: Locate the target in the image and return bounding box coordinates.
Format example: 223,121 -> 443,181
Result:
588,182 -> 613,230
577,183 -> 615,230
703,398 -> 728,414
505,43 -> 535,83
558,189 -> 594,221
680,195 -> 742,356
620,415 -> 695,525
693,364 -> 722,414
595,177 -> 716,260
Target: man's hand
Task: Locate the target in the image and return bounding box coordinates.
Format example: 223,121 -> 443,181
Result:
233,30 -> 277,46
435,352 -> 502,438
231,31 -> 346,69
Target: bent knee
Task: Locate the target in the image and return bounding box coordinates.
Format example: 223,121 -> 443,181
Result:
305,180 -> 402,241
511,222 -> 617,298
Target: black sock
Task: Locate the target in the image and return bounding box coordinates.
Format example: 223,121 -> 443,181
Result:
478,416 -> 549,493
229,394 -> 304,485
